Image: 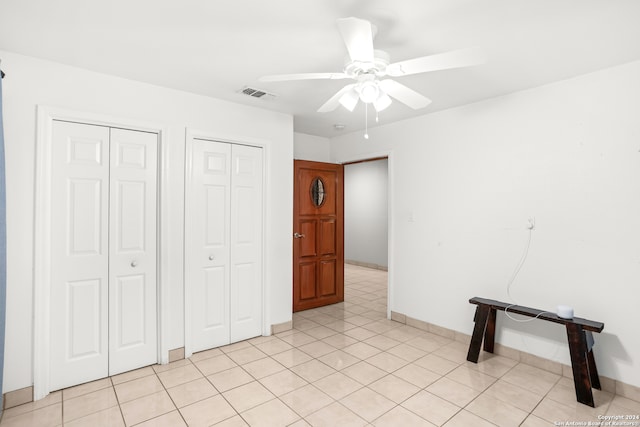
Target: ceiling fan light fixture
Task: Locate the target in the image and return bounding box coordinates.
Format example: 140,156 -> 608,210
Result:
374,91 -> 392,112
358,80 -> 379,104
338,88 -> 359,111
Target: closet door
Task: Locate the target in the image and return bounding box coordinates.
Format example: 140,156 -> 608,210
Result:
49,121 -> 158,390
187,140 -> 231,352
50,121 -> 110,390
187,140 -> 263,352
108,128 -> 158,375
230,145 -> 263,342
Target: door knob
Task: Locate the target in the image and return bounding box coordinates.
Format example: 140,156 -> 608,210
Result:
293,232 -> 305,239
209,255 -> 215,260
130,260 -> 138,267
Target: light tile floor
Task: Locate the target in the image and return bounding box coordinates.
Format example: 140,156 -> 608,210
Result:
2,264 -> 639,426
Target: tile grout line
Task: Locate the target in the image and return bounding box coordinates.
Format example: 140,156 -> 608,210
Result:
110,376 -> 128,427
146,362 -> 188,427
184,352 -> 241,426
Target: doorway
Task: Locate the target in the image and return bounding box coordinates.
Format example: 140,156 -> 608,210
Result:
343,157 -> 389,272
184,135 -> 264,356
34,107 -> 167,400
343,157 -> 390,317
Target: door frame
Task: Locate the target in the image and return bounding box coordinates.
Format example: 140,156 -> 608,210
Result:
33,106 -> 169,400
183,128 -> 268,359
339,150 -> 394,320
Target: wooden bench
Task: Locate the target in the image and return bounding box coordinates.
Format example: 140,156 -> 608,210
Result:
466,297 -> 604,407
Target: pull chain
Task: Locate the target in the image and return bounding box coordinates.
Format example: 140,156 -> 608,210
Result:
364,103 -> 369,139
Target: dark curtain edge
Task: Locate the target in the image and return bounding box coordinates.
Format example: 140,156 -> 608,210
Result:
0,63 -> 6,415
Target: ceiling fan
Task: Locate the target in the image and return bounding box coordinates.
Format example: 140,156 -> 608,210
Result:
259,17 -> 487,114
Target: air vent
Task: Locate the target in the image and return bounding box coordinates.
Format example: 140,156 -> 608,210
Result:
238,86 -> 276,100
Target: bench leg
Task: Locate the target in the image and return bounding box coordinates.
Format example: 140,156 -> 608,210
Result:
467,304 -> 491,363
566,323 -> 595,407
587,349 -> 601,390
484,308 -> 497,353
584,330 -> 601,390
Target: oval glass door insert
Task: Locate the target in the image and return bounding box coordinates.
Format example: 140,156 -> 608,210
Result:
310,177 -> 325,207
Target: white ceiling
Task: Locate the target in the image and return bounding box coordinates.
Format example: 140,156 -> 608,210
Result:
1,0 -> 639,138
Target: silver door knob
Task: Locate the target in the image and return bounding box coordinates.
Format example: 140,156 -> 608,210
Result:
130,260 -> 138,267
294,232 -> 305,239
209,255 -> 215,260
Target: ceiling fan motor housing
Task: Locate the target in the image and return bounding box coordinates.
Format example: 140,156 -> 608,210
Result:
343,49 -> 390,78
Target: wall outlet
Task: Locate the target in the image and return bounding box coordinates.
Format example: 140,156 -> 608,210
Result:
527,217 -> 535,230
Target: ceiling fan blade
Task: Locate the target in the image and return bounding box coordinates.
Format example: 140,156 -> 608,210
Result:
386,47 -> 487,77
378,80 -> 431,109
259,72 -> 349,82
318,84 -> 357,113
337,17 -> 374,62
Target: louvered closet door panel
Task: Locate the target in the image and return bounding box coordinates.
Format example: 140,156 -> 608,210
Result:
50,121 -> 110,391
230,145 -> 263,342
187,140 -> 231,352
108,128 -> 158,375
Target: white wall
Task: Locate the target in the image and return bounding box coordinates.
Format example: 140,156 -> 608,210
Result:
330,60 -> 640,387
344,159 -> 388,268
293,132 -> 330,162
1,51 -> 293,393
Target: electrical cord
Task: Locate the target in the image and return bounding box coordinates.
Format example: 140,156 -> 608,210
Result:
504,224 -> 553,322
505,227 -> 532,303
505,303 -> 552,322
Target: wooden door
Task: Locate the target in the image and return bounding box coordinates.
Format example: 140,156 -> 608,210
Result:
293,160 -> 344,312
